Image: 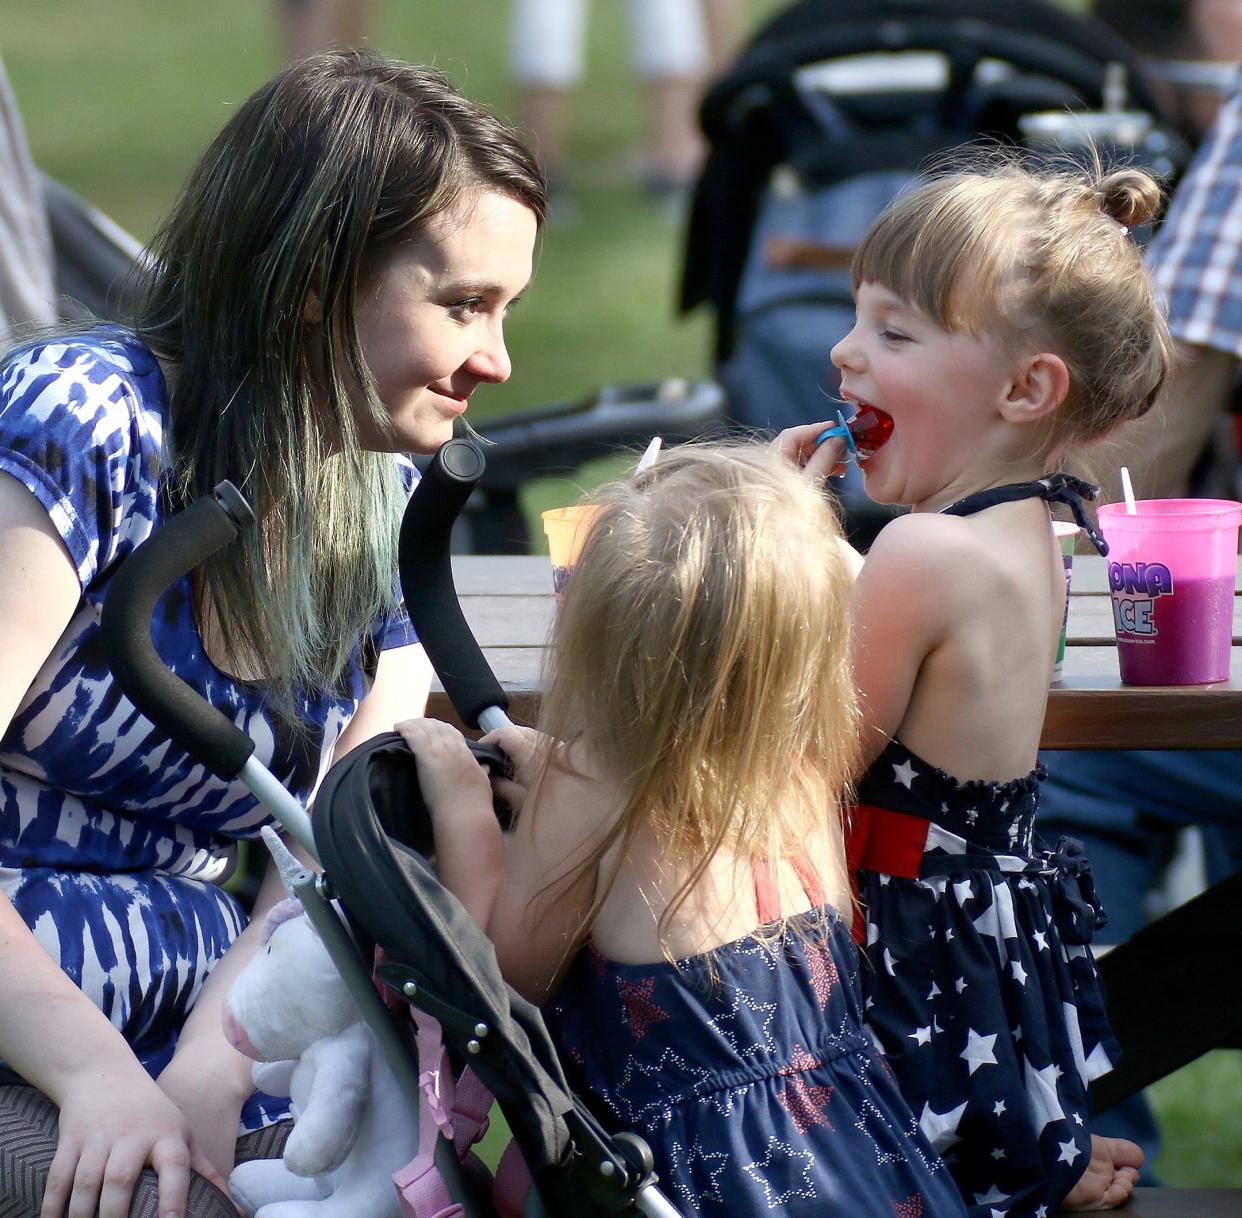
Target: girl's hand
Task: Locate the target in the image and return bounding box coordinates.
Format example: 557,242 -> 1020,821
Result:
395,718 -> 504,927
772,419 -> 848,481
394,718 -> 493,821
479,724 -> 545,817
41,1068 -> 227,1218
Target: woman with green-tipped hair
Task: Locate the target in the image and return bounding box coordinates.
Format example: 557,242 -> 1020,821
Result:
0,49 -> 544,1218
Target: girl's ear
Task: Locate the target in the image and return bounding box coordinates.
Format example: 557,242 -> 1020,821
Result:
1001,352 -> 1069,424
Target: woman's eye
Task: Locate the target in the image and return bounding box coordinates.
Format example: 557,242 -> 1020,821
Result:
449,297 -> 485,319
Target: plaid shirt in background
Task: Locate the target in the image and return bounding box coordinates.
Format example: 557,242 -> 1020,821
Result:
1149,73 -> 1242,359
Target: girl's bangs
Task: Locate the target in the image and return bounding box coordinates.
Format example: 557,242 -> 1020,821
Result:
851,184 -> 1012,333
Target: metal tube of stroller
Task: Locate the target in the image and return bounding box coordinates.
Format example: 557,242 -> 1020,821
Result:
239,758 -> 317,861
635,1185 -> 685,1218
400,438 -> 512,731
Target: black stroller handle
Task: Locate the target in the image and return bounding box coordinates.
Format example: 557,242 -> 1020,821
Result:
399,438 -> 509,731
99,481 -> 258,780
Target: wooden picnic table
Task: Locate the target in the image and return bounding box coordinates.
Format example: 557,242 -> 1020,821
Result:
427,555 -> 1242,750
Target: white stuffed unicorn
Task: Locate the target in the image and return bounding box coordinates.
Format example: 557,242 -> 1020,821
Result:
222,831 -> 418,1218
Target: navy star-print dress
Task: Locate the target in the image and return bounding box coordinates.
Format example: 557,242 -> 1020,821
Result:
548,906 -> 968,1217
0,328 -> 417,1131
853,740 -> 1119,1218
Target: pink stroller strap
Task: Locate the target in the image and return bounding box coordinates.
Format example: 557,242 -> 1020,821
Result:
492,1140 -> 535,1218
393,1008 -> 529,1218
394,1009 -> 463,1218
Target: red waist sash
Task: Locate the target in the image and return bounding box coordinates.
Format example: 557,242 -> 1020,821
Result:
845,803 -> 932,943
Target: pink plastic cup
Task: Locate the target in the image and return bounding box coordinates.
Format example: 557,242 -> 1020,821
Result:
1098,499 -> 1242,686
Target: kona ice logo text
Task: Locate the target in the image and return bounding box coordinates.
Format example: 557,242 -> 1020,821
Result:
1109,561 -> 1173,636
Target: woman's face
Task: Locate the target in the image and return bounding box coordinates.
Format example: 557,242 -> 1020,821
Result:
349,189 -> 538,454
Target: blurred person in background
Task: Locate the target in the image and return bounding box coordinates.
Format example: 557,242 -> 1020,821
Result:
275,0 -> 375,58
1038,0 -> 1242,1180
1095,0 -> 1242,499
0,53 -> 55,344
510,0 -> 743,216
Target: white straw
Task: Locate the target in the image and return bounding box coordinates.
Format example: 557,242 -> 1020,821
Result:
635,436 -> 662,478
1120,466 -> 1138,515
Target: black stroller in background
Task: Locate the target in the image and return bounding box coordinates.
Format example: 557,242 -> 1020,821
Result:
679,0 -> 1188,544
99,441 -> 683,1218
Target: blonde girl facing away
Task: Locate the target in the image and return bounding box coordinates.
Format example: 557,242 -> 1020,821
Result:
399,442 -> 969,1218
780,158 -> 1170,1217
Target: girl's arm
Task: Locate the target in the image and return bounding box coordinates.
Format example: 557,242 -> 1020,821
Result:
851,514 -> 956,766
398,719 -> 618,1005
478,727 -> 619,1005
0,475 -> 227,1218
395,716 -> 506,927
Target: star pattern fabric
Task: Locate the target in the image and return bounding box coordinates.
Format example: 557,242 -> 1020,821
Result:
854,739 -> 1119,1217
548,906 -> 967,1217
777,1046 -> 835,1134
619,977 -> 671,1041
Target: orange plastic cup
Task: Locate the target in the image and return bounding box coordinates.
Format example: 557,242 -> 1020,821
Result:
541,504 -> 601,600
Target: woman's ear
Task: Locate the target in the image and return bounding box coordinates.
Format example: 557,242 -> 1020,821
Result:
1001,351 -> 1070,424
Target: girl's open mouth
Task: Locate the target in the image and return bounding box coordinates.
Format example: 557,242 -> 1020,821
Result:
847,404 -> 893,459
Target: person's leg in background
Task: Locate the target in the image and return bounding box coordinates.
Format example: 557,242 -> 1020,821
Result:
276,0 -> 375,60
699,0 -> 745,72
509,0 -> 589,217
627,0 -> 711,197
1039,747 -> 1242,1180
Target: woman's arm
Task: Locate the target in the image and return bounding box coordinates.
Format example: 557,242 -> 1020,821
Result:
153,853 -> 299,1186
333,641 -> 433,760
0,475 -> 226,1218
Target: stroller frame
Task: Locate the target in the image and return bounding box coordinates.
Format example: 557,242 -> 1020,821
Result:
99,443 -> 682,1218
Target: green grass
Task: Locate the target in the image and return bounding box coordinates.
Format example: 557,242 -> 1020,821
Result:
5,0 -> 1240,1187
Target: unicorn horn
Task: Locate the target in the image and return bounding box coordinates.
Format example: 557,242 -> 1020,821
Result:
261,825 -> 308,896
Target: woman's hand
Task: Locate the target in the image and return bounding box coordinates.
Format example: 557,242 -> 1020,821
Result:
41,1066 -> 228,1218
771,419 -> 848,481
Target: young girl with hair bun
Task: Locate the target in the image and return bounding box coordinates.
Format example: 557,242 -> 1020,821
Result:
400,442 -> 968,1218
781,159 -> 1170,1216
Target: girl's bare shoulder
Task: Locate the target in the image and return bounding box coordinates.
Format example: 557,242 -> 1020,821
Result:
865,511 -> 997,581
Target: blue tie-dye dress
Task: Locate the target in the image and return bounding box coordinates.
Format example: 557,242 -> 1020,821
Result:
0,327 -> 418,1130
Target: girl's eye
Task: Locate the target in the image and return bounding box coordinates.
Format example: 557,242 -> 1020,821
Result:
880,329 -> 910,344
